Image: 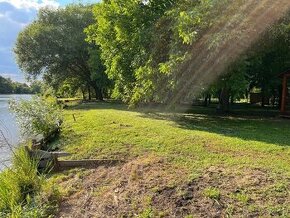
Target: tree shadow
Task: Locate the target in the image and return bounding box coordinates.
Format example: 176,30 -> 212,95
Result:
140,107 -> 290,147
67,100 -> 128,111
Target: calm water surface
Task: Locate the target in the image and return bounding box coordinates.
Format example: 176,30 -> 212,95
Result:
0,94 -> 32,171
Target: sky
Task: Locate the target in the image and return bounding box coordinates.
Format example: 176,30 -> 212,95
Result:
0,0 -> 99,83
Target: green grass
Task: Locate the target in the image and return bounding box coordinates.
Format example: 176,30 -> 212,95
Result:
203,187 -> 221,200
230,191 -> 250,204
60,102 -> 290,174
57,101 -> 290,216
0,147 -> 60,217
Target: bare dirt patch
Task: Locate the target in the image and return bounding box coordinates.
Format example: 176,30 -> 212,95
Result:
57,157 -> 289,218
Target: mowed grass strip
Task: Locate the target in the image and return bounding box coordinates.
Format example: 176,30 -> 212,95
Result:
55,102 -> 290,216
59,102 -> 290,176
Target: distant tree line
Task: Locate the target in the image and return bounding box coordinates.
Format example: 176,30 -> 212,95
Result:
0,75 -> 41,94
14,1 -> 290,111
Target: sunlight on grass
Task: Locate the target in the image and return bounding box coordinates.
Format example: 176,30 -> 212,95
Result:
60,102 -> 290,178
53,102 -> 290,216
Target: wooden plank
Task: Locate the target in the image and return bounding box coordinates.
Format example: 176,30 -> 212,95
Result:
50,151 -> 71,158
57,159 -> 120,169
26,146 -> 120,171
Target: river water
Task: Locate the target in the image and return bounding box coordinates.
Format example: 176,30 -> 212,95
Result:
0,94 -> 32,171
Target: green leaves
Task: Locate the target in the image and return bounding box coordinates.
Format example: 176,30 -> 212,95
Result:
14,4 -> 109,100
86,0 -> 178,104
9,97 -> 62,138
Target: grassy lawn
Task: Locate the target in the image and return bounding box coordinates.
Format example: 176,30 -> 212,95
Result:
55,102 -> 290,217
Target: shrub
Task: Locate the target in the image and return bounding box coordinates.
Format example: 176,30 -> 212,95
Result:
9,97 -> 62,138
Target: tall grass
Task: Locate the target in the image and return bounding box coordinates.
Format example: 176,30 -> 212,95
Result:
0,147 -> 59,217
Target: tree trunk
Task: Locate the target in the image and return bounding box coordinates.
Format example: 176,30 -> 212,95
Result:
81,87 -> 87,101
88,85 -> 91,100
278,84 -> 283,109
203,94 -> 211,107
81,89 -> 86,100
230,95 -> 234,105
261,82 -> 266,107
203,95 -> 208,107
94,86 -> 103,101
217,87 -> 230,113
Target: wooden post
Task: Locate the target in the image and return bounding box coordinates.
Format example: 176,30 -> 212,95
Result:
281,75 -> 287,113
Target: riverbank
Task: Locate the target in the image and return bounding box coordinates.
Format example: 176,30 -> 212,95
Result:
0,94 -> 32,171
52,102 -> 290,217
0,146 -> 60,217
0,95 -> 61,217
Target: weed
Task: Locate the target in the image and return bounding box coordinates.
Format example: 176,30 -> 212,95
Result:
203,187 -> 221,200
230,192 -> 250,204
137,207 -> 153,218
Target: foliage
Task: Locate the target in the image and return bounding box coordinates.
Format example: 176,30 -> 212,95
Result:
14,4 -> 109,100
86,0 -> 177,104
85,0 -> 290,109
9,97 -> 62,137
87,0 -> 254,105
12,1 -> 290,107
0,76 -> 40,94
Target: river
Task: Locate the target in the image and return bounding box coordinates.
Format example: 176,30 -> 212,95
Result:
0,94 -> 32,171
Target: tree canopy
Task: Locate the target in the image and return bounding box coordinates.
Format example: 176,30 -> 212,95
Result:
14,4 -> 109,100
13,1 -> 290,109
85,0 -> 290,108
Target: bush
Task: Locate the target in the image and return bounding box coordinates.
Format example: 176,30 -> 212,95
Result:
9,97 -> 62,138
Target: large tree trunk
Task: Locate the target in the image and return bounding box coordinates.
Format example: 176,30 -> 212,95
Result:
81,89 -> 86,100
203,94 -> 211,107
278,84 -> 283,109
230,95 -> 234,105
261,82 -> 266,107
88,85 -> 91,100
218,88 -> 230,113
94,85 -> 103,101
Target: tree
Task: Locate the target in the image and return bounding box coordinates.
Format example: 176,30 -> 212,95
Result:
14,4 -> 109,100
86,0 -> 177,104
0,75 -> 38,94
87,0 -> 258,107
0,76 -> 13,94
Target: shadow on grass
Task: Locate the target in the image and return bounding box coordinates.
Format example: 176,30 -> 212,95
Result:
142,110 -> 290,147
69,101 -> 290,147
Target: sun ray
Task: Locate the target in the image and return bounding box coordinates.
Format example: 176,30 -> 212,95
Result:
166,0 -> 290,108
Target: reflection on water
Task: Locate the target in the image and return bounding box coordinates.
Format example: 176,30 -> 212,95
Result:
0,94 -> 32,171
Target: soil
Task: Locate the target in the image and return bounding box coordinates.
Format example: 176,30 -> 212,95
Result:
57,155 -> 289,218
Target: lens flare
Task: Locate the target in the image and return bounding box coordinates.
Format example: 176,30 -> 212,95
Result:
167,0 -> 290,107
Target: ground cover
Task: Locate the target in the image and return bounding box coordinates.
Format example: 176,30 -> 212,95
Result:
54,102 -> 290,217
